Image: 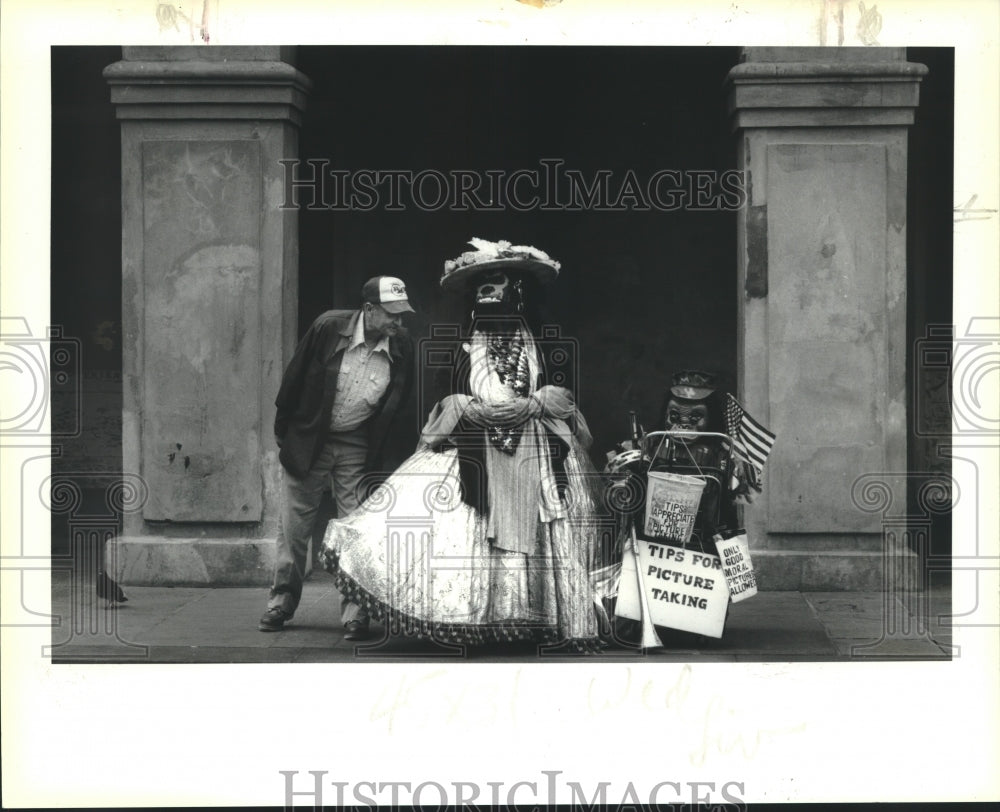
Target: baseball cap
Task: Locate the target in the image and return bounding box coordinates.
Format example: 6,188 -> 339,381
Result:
362,276 -> 415,314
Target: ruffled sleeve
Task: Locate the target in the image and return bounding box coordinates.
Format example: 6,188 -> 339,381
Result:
419,393 -> 474,450
534,385 -> 593,450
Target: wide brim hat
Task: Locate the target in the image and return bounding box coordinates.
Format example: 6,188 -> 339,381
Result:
441,238 -> 560,290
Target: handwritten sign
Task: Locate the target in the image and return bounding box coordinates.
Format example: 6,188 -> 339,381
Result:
643,471 -> 705,543
715,532 -> 757,603
617,540 -> 729,638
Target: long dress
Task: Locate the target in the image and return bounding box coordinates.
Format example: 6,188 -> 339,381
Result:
319,324 -> 616,650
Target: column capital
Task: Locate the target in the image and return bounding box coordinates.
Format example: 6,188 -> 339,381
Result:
104,46 -> 312,126
726,47 -> 927,130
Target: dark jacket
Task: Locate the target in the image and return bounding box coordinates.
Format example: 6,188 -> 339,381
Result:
274,309 -> 414,478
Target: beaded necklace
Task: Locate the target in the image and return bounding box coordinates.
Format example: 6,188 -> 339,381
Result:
485,331 -> 531,454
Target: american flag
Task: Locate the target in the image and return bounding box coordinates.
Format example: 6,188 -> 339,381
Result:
725,393 -> 776,476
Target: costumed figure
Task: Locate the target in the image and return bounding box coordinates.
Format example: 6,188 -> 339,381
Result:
320,239 -> 612,650
648,370 -> 759,554
606,371 -> 760,555
604,370 -> 771,645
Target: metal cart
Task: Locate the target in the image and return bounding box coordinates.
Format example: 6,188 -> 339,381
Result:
607,430 -> 740,646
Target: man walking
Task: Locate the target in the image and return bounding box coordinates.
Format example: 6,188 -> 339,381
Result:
259,276 -> 415,640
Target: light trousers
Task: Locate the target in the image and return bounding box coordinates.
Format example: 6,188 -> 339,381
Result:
268,428 -> 369,624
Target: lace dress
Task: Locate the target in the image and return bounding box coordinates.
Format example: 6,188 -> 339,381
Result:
320,325 -> 614,650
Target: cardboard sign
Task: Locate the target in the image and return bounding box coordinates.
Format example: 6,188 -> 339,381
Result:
616,540 -> 729,638
715,532 -> 757,603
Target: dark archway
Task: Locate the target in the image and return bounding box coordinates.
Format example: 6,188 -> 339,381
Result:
294,46 -> 742,470
49,45 -> 953,564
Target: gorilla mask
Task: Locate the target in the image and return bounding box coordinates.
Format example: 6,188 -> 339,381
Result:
665,398 -> 710,432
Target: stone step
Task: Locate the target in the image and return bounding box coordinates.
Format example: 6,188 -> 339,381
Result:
752,548 -> 920,591
753,533 -> 888,551
110,537 -> 276,587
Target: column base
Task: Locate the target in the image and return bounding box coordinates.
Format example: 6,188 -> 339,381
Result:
109,539 -> 919,592
109,537 -> 277,586
753,545 -> 919,591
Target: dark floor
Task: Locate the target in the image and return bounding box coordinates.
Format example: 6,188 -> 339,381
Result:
44,566 -> 953,664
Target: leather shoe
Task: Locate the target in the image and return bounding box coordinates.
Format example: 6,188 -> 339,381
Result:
344,619 -> 370,641
258,607 -> 292,632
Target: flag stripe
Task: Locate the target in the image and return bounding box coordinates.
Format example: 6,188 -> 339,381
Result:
743,425 -> 776,448
742,429 -> 772,455
741,414 -> 775,440
742,430 -> 773,456
724,393 -> 775,475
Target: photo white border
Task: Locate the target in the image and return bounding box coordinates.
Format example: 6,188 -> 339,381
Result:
2,0 -> 998,806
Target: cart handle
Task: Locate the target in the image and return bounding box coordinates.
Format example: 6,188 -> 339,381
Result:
642,430 -> 734,452
640,431 -> 734,472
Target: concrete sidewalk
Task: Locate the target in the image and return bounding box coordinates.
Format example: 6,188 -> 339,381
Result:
48,569 -> 952,663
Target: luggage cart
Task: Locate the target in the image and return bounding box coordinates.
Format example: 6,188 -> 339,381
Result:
640,430 -> 738,555
607,430 -> 740,646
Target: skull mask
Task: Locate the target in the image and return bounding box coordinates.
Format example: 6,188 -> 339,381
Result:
475,271 -> 510,305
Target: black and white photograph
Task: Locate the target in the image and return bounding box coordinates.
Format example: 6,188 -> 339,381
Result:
46,41 -> 958,662
2,0 -> 998,808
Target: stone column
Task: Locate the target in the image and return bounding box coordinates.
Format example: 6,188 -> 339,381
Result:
104,47 -> 310,584
725,47 -> 927,589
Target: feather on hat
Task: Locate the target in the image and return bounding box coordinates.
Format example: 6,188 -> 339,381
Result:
440,238 -> 561,290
